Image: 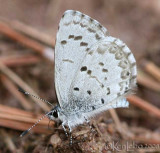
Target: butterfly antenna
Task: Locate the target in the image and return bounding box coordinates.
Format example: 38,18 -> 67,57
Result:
20,112 -> 50,137
18,88 -> 53,107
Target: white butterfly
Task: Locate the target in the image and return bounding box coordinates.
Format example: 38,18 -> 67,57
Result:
20,10 -> 137,137
47,10 -> 137,131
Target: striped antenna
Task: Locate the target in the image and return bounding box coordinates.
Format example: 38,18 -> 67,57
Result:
20,112 -> 50,137
18,88 -> 53,107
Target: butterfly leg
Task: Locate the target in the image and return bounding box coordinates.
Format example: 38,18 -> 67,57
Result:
68,124 -> 73,145
62,122 -> 68,137
84,116 -> 94,132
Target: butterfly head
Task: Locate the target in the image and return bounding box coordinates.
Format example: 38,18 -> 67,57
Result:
47,105 -> 61,121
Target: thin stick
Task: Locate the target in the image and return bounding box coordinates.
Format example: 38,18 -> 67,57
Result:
0,61 -> 50,111
0,129 -> 17,152
0,17 -> 54,47
109,109 -> 121,128
138,70 -> 160,93
0,104 -> 51,121
0,112 -> 49,125
127,95 -> 160,119
1,75 -> 33,110
141,60 -> 160,82
0,54 -> 40,67
0,118 -> 51,134
131,136 -> 160,144
0,21 -> 54,62
0,105 -> 53,134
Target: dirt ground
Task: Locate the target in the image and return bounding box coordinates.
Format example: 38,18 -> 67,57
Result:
0,0 -> 160,152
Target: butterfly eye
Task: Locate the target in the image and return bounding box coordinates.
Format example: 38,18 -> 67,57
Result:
53,110 -> 58,118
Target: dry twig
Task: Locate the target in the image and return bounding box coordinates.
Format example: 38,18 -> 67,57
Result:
0,129 -> 17,152
0,104 -> 53,134
0,21 -> 54,61
138,70 -> 160,92
127,95 -> 160,119
0,18 -> 54,47
1,75 -> 33,110
141,60 -> 160,82
0,61 -> 50,111
0,54 -> 40,67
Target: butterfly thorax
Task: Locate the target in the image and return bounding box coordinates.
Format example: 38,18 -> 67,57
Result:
47,105 -> 87,128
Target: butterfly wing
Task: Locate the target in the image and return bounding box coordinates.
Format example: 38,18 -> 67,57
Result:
55,10 -> 109,108
68,36 -> 137,117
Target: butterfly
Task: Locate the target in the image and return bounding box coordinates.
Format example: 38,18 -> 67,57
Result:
20,10 -> 137,139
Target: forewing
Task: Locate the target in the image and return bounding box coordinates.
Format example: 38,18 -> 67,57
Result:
55,10 -> 109,108
68,36 -> 137,115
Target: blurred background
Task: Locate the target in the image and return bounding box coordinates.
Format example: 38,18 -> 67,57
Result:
0,0 -> 160,152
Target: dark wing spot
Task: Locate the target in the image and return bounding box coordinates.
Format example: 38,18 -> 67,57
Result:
72,11 -> 77,15
121,70 -> 130,79
98,24 -> 103,29
101,98 -> 104,104
62,14 -> 65,18
86,48 -> 90,52
99,62 -> 104,66
74,36 -> 82,40
102,68 -> 108,72
80,23 -> 87,28
104,77 -> 107,80
132,75 -> 137,79
87,28 -> 96,33
62,59 -> 74,63
117,93 -> 121,96
126,52 -> 131,58
131,62 -> 136,68
90,18 -> 93,22
68,35 -> 74,39
61,40 -> 67,45
125,87 -> 129,93
80,42 -> 88,46
107,88 -> 110,95
87,90 -> 91,95
92,106 -> 95,110
81,14 -> 85,18
88,51 -> 93,55
87,70 -> 92,75
115,52 -> 123,60
73,20 -> 79,24
95,34 -> 101,40
74,87 -> 79,91
81,66 -> 87,71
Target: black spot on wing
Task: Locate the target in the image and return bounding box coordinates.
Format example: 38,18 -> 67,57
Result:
99,62 -> 104,66
107,88 -> 110,95
74,87 -> 79,91
87,70 -> 92,75
68,35 -> 74,39
81,66 -> 87,71
92,106 -> 95,110
95,34 -> 101,40
61,40 -> 67,45
87,90 -> 91,95
101,98 -> 104,104
86,48 -> 90,52
87,28 -> 96,33
74,36 -> 82,40
102,68 -> 108,72
80,42 -> 88,46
